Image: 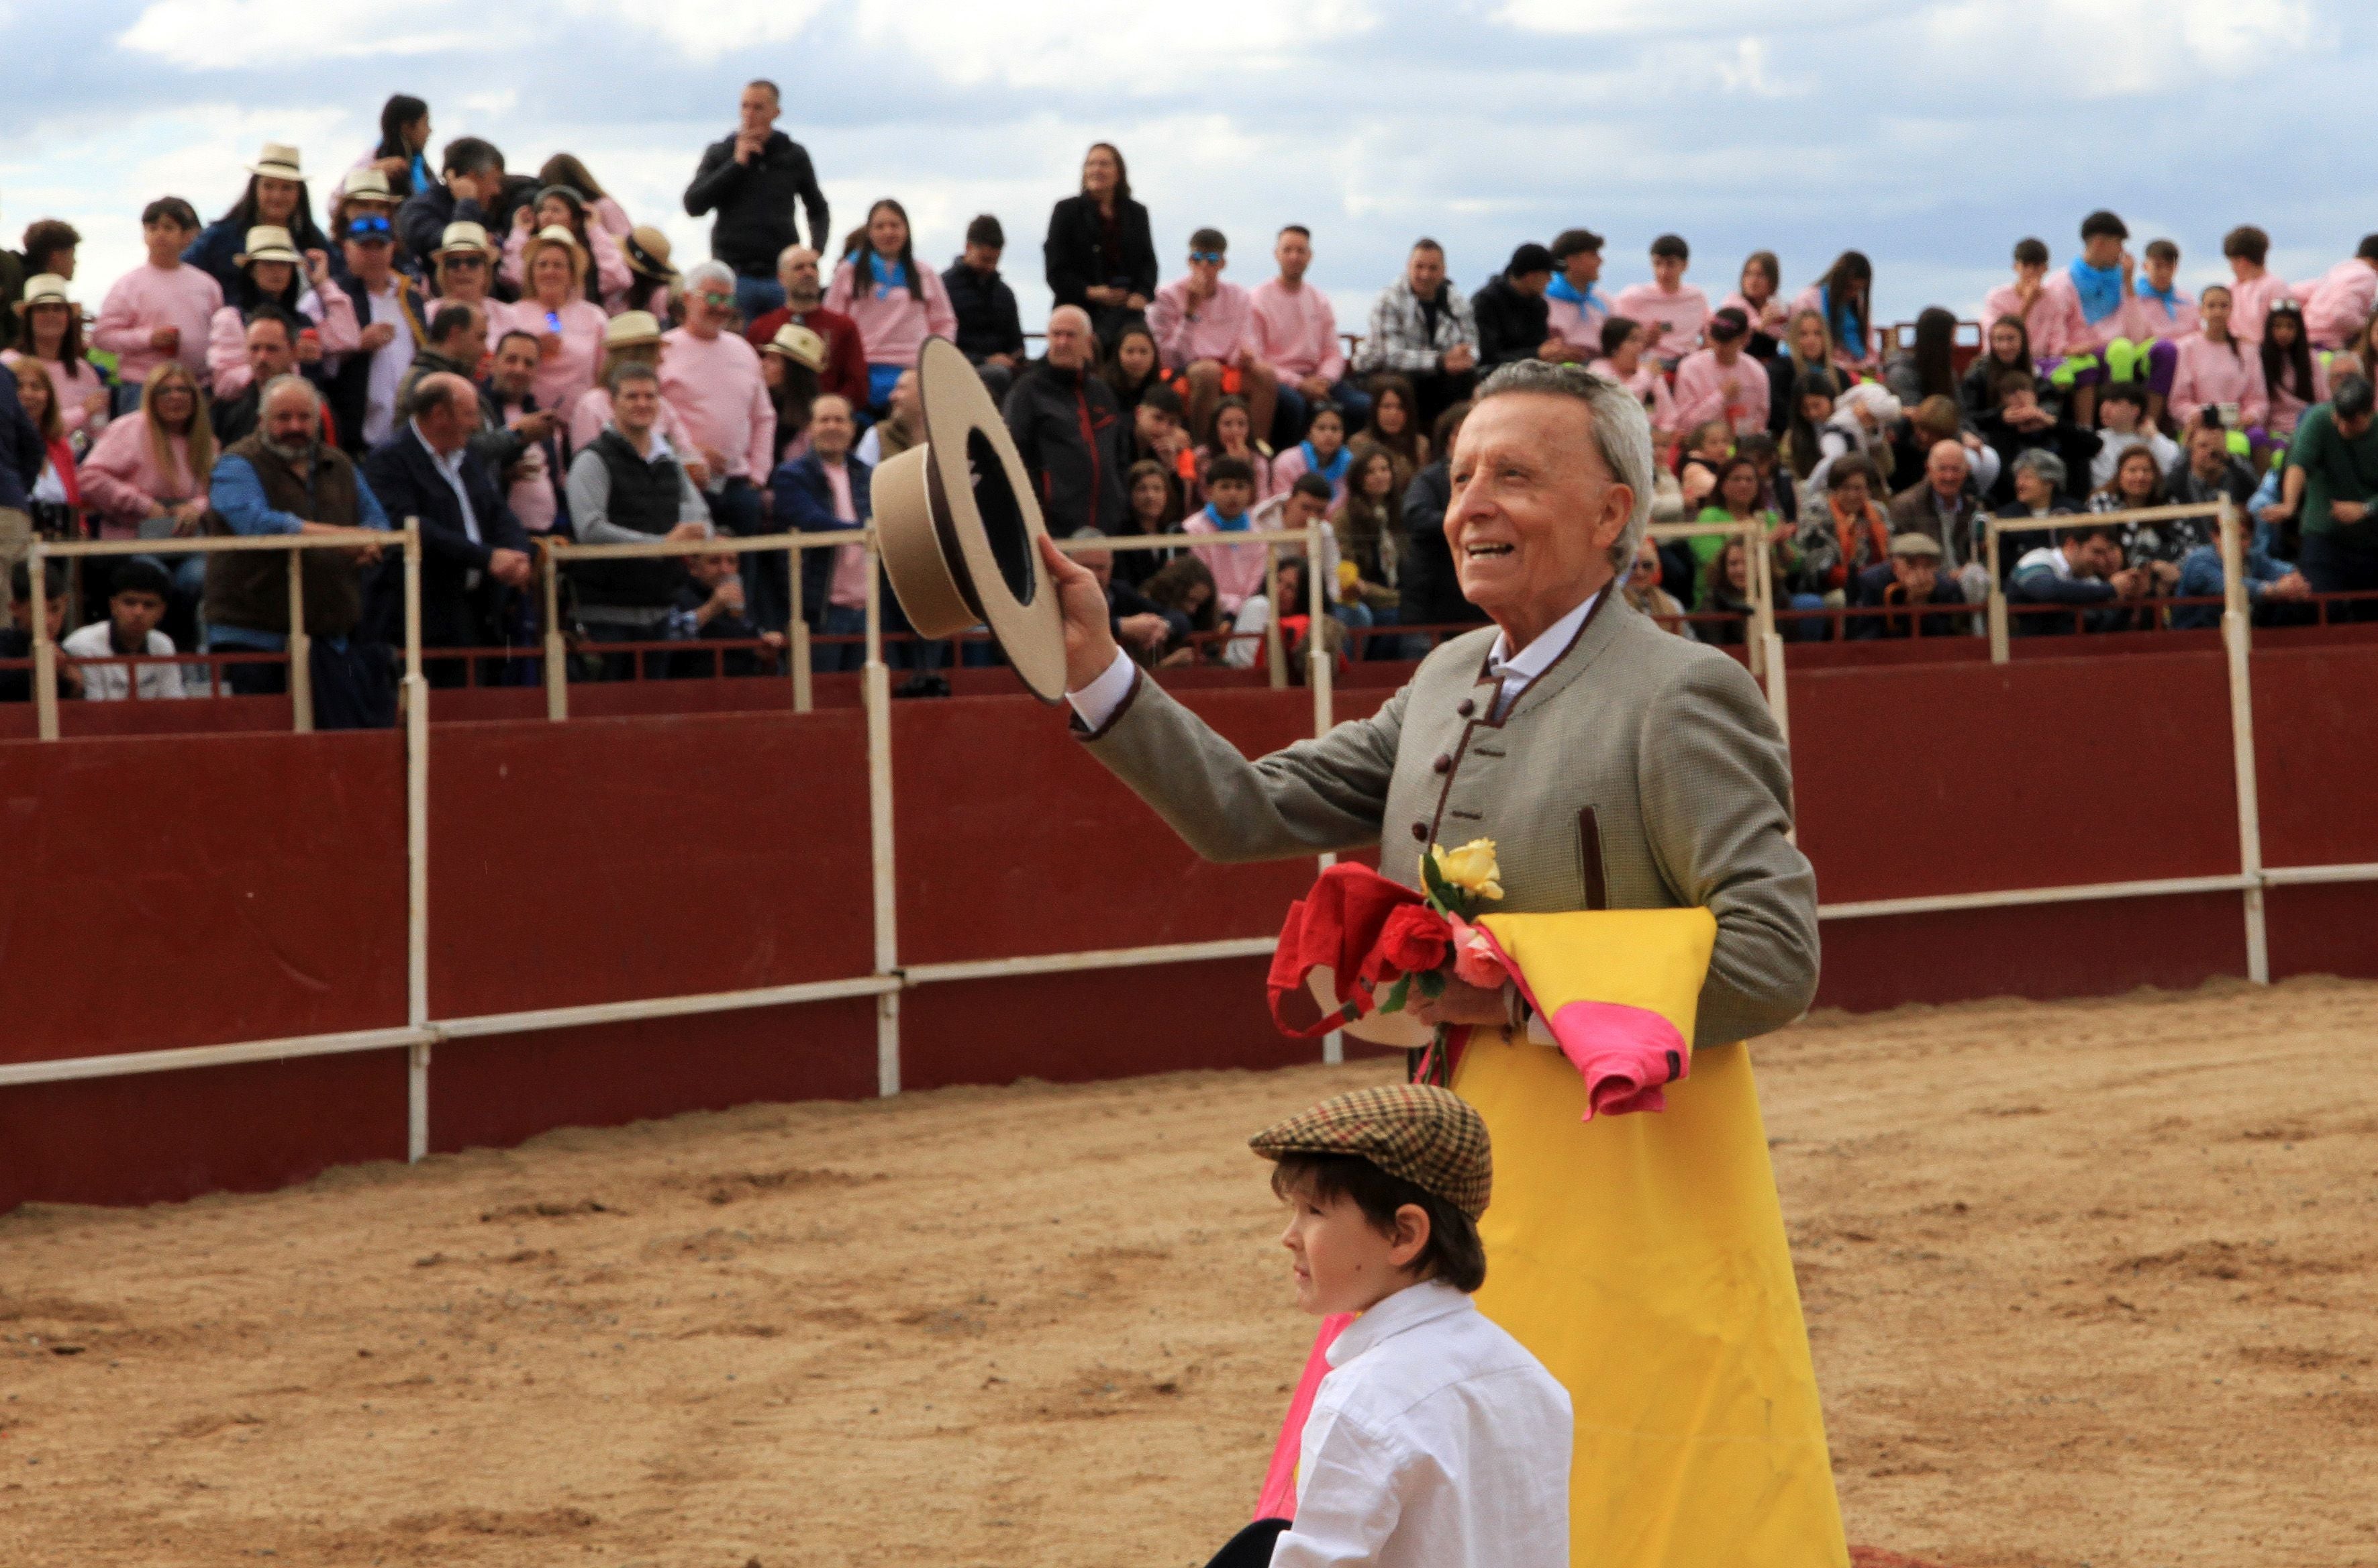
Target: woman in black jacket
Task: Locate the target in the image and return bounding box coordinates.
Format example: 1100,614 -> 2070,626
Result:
1044,142 -> 1156,344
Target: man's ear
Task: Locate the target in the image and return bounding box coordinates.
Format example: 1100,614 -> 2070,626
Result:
1388,1203 -> 1434,1272
1596,485 -> 1635,558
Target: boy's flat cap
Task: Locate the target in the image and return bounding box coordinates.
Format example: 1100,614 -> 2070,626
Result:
1250,1083 -> 1491,1220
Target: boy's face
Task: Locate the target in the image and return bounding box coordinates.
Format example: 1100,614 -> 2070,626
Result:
2102,397 -> 2140,433
144,219 -> 193,262
2082,235 -> 2124,268
111,590 -> 166,642
2015,260 -> 2048,288
1208,478 -> 1253,517
1279,1182 -> 1424,1316
2144,253 -> 2177,291
1650,253 -> 1685,289
962,241 -> 1001,273
13,593 -> 66,639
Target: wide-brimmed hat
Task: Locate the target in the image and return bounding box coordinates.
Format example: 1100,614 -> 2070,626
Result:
763,322 -> 826,372
433,221 -> 496,260
338,166 -> 395,203
524,222 -> 586,260
604,310 -> 662,348
623,226 -> 677,282
10,273 -> 75,317
875,336 -> 1067,702
236,226 -> 303,266
248,142 -> 305,182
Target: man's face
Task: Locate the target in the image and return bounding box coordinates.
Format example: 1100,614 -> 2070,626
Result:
810,397 -> 854,459
1078,548 -> 1113,591
688,552 -> 736,589
1275,230 -> 1311,283
1563,248 -> 1601,288
1891,555 -> 1938,598
2144,252 -> 2177,293
2340,410 -> 2377,440
687,280 -> 734,336
2078,535 -> 2124,577
962,242 -> 1001,274
2189,429 -> 2228,476
2015,260 -> 2048,289
2082,234 -> 2124,268
2101,397 -> 2140,433
426,384 -> 479,451
493,339 -> 539,396
888,371 -> 920,426
739,86 -> 779,138
1650,253 -> 1685,289
1187,245 -> 1225,291
1928,444 -> 1968,496
264,387 -> 316,446
780,247 -> 822,305
1512,268 -> 1551,299
1045,309 -> 1091,370
1405,246 -> 1445,297
1447,393 -> 1631,624
613,378 -> 660,434
1282,491 -> 1325,528
1136,402 -> 1179,449
111,590 -> 166,643
245,321 -> 294,383
344,236 -> 393,284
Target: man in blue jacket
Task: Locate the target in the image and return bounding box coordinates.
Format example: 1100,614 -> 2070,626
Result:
770,394 -> 872,671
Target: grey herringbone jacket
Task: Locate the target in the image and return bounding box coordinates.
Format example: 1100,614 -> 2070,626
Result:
1080,591 -> 1818,1046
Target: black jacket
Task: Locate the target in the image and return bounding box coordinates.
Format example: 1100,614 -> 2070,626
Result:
1848,563 -> 1968,640
942,258 -> 1024,362
1473,275 -> 1550,370
683,131 -> 829,275
1042,194 -> 1156,313
360,423 -> 532,650
1979,414 -> 2099,507
395,175 -> 538,293
185,210 -> 336,298
1399,460 -> 1488,630
1002,361 -> 1128,536
0,360 -> 40,511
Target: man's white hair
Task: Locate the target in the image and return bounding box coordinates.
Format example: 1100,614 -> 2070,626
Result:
685,259 -> 736,295
260,372 -> 321,413
1473,360 -> 1655,574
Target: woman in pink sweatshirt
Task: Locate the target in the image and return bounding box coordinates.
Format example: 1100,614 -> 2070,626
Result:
5,275 -> 109,439
822,199 -> 958,413
2167,287 -> 2267,435
77,362 -> 213,540
1587,317 -> 1678,446
203,230 -> 362,398
485,228 -> 610,414
2258,300 -> 2328,438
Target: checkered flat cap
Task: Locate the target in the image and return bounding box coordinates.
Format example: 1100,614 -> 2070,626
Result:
1250,1083 -> 1492,1220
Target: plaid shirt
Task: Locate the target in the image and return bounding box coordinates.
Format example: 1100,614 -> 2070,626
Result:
1356,277 -> 1478,377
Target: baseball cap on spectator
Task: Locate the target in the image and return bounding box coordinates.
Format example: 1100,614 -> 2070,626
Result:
1506,242 -> 1555,279
1887,533 -> 1944,560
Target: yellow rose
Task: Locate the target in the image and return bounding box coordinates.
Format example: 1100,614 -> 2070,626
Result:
1426,838 -> 1505,901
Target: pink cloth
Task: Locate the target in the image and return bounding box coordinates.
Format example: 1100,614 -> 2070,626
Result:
1609,281 -> 1708,363
76,416 -> 207,538
92,261 -> 224,387
1248,277 -> 1346,387
2040,273 -> 2130,356
2265,350 -> 2330,438
3,351 -> 107,438
568,385 -> 698,459
2169,335 -> 2269,432
589,195 -> 632,240
1719,288 -> 1790,338
485,296 -> 609,415
822,257 -> 958,370
204,289 -> 362,399
1255,1314 -> 1353,1522
1979,281 -> 2087,359
1146,275 -> 1259,372
1474,924 -> 1690,1121
824,458 -> 870,609
2226,271 -> 2294,343
499,220 -> 634,316
1671,346 -> 1769,435
658,326 -> 775,483
1268,444 -> 1344,508
2302,259 -> 2377,349
2126,287 -> 2200,341
1181,508 -> 1269,614
502,403 -> 558,534
1587,358 -> 1677,434
1544,291 -> 1605,357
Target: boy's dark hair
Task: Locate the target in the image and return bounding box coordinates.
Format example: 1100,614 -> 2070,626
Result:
1139,382 -> 1185,420
2079,209 -> 2128,242
2357,234 -> 2378,264
142,196 -> 201,230
1550,226 -> 1603,262
1734,430 -> 1779,461
2144,238 -> 2180,265
1271,1152 -> 1487,1293
1649,232 -> 1689,262
1305,399 -> 1343,428
110,558 -> 172,601
2012,236 -> 2049,268
965,213 -> 1004,249
1291,472 -> 1334,503
1205,454 -> 1256,489
22,219 -> 81,269
1189,226 -> 1228,254
2100,381 -> 2148,409
10,560 -> 64,603
1998,369 -> 2040,394
430,302 -> 479,342
2223,225 -> 2270,264
1599,314 -> 1638,356
2063,521 -> 2122,546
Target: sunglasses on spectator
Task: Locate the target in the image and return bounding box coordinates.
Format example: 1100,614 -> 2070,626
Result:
701,291 -> 734,307
347,215 -> 393,238
1189,251 -> 1224,264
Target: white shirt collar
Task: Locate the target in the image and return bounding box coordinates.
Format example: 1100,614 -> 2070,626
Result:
1485,589 -> 1599,687
410,420 -> 463,474
1325,1279 -> 1473,1370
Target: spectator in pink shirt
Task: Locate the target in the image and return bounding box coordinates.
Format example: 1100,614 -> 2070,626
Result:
204,228 -> 359,399
93,197 -> 219,411
1146,226 -> 1278,447
499,185 -> 632,314
2301,236 -> 2378,350
538,155 -> 632,242
1179,454 -> 1267,614
2222,226 -> 2292,344
2037,211 -> 2136,427
1979,237 -> 2087,366
571,311 -> 702,473
2169,285 -> 2268,436
1673,307 -> 1769,436
1722,250 -> 1789,352
4,274 -> 109,440
1250,224 -> 1370,442
2259,299 -> 2328,438
1543,228 -> 1606,362
1589,316 -> 1677,447
2112,237 -> 2196,424
1610,234 -> 1708,369
661,260 -> 776,617
823,198 -> 959,415
77,357 -> 213,632
1791,250 -> 1875,370
485,226 -> 605,416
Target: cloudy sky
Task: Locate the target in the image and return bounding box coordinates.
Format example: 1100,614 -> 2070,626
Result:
1,0 -> 2359,334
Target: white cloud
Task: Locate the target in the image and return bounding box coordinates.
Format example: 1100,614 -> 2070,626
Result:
117,1 -> 491,67
1714,36 -> 1804,97
1499,0 -> 1873,34
1922,0 -> 2316,95
851,0 -> 1377,88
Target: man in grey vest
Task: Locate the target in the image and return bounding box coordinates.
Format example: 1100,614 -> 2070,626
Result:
562,359 -> 711,678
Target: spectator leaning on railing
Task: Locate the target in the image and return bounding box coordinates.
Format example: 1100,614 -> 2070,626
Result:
2272,373 -> 2378,609
61,556 -> 184,701
562,360 -> 713,671
2007,519 -> 2146,636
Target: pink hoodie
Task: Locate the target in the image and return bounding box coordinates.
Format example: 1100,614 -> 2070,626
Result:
1980,281 -> 2087,360
822,256 -> 959,371
3,350 -> 108,439
2302,258 -> 2377,349
1587,357 -> 1677,434
2168,335 -> 2268,432
2225,270 -> 2294,344
1671,346 -> 1769,436
204,290 -> 363,399
1248,277 -> 1345,387
93,261 -> 224,387
1147,275 -> 1259,372
1720,289 -> 1790,338
76,415 -> 209,538
658,326 -> 775,484
2126,285 -> 2199,340
2263,350 -> 2330,437
1609,281 -> 1708,363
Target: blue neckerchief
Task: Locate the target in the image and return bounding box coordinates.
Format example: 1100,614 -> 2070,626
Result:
409,151 -> 433,194
866,250 -> 909,301
2068,256 -> 2124,324
1301,440 -> 1350,486
1205,503 -> 1250,533
1547,273 -> 1603,313
2142,279 -> 2182,320
1821,285 -> 1867,358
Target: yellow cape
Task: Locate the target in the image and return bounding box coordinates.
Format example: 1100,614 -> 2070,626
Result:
1463,909 -> 1848,1567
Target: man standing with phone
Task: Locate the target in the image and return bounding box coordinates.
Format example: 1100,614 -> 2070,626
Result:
684,81 -> 831,326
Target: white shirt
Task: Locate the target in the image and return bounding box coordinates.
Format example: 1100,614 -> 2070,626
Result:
411,420 -> 482,546
1273,1281 -> 1571,1568
61,622 -> 185,702
359,280 -> 416,446
1481,589 -> 1599,719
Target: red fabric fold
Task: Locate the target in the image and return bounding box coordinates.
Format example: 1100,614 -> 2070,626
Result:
1266,863 -> 1424,1038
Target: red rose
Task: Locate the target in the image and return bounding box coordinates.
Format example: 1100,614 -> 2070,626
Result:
1372,903 -> 1452,979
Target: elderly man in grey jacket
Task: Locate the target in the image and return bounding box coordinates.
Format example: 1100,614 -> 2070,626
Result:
1036,358 -> 1817,1050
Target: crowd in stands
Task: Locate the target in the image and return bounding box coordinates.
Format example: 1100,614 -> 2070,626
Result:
7,82 -> 2378,723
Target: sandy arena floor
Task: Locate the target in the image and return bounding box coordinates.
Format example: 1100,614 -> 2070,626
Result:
3,978 -> 2375,1567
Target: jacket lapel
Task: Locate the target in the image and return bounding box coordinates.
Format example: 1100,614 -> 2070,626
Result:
1492,589 -> 1634,726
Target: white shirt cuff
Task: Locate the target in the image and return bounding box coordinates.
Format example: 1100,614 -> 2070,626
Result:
1065,646 -> 1138,732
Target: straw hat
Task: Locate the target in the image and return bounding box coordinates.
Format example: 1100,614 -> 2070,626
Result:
9,273 -> 75,317
623,226 -> 677,283
236,226 -> 303,266
875,337 -> 1067,702
604,311 -> 663,348
433,221 -> 496,259
524,222 -> 586,261
248,142 -> 305,181
338,166 -> 395,203
762,322 -> 826,372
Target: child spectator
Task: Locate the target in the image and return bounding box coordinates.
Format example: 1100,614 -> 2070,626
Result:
1542,228 -> 1606,362
2040,211 -> 2135,426
2260,299 -> 2327,438
4,273 -> 109,440
1245,1084 -> 1569,1568
1191,394 -> 1275,506
1980,237 -> 2087,374
1961,315 -> 2036,423
1330,446 -> 1403,624
1099,323 -> 1166,412
1612,233 -> 1707,367
1146,226 -> 1277,444
2109,237 -> 2196,422
1672,306 -> 1768,436
1131,383 -> 1193,475
1356,375 -> 1428,489
942,214 -> 1026,403
1138,554 -> 1219,662
1767,309 -> 1850,441
1722,249 -> 1790,351
2302,235 -> 2378,350
1589,317 -> 1677,448
1181,453 -> 1267,613
498,184 -> 631,312
2169,285 -> 2268,436
93,198 -> 220,405
1270,402 -> 1352,507
2221,225 -> 2292,344
61,556 -> 184,700
7,360 -> 82,543
0,560 -> 80,701
1117,456 -> 1184,588
1792,250 -> 1875,369
1698,536 -> 1755,645
538,154 -> 631,243
824,198 -> 958,415
2089,383 -> 2177,492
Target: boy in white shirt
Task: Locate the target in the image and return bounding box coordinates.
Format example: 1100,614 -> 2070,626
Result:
1219,1083 -> 1571,1568
62,558 -> 185,701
